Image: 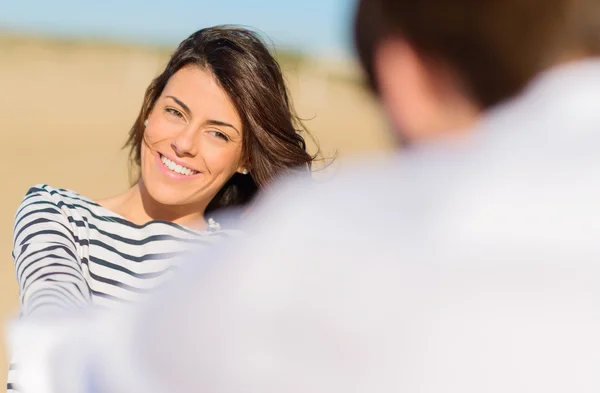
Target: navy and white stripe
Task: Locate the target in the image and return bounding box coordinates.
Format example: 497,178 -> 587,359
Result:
8,184 -> 239,391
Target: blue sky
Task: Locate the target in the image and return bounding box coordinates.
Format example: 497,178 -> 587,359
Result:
0,0 -> 356,58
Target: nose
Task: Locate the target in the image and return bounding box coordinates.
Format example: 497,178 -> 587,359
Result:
171,126 -> 197,157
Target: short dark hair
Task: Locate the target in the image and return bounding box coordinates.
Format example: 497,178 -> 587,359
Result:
354,0 -> 600,108
126,26 -> 315,215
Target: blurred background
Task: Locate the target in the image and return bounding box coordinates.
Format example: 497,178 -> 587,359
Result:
0,0 -> 392,382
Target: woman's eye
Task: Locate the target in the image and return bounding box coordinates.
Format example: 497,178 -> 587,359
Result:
165,107 -> 185,120
209,130 -> 229,141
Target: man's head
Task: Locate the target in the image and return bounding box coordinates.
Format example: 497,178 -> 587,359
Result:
354,0 -> 600,143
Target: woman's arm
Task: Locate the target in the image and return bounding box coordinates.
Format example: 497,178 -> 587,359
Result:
13,186 -> 92,317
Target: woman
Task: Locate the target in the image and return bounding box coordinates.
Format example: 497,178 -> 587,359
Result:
8,25 -> 314,391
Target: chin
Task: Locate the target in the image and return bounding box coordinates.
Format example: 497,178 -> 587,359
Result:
140,175 -> 195,207
150,189 -> 189,207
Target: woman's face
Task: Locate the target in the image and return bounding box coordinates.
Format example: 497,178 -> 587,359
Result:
140,65 -> 245,209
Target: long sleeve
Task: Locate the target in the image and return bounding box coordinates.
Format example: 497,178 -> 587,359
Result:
13,186 -> 92,317
10,179 -> 319,393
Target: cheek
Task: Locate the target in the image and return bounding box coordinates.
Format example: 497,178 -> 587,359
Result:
140,125 -> 175,171
200,143 -> 243,173
144,118 -> 177,146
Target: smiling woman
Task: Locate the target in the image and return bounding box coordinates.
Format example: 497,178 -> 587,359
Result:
7,26 -> 316,393
122,26 -> 316,225
122,64 -> 250,224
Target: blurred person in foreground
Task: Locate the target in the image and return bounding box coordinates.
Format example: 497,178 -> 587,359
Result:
7,25 -> 314,392
10,0 -> 600,392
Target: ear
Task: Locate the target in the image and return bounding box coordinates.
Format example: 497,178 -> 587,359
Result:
374,38 -> 479,143
374,38 -> 440,142
143,108 -> 155,128
237,163 -> 250,175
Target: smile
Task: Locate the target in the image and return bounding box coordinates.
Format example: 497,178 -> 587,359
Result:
159,154 -> 199,176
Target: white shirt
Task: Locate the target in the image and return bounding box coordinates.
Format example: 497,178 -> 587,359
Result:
11,59 -> 600,393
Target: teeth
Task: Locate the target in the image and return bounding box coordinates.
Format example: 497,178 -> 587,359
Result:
160,155 -> 197,176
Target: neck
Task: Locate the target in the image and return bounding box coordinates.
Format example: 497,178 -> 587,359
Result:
408,101 -> 481,145
115,183 -> 208,229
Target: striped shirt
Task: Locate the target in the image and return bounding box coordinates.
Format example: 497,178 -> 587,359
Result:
8,184 -> 239,392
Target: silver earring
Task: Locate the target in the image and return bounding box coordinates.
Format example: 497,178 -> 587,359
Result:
241,168 -> 248,175
144,119 -> 148,127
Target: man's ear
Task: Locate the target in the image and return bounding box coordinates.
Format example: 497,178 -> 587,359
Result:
374,38 -> 438,141
374,38 -> 479,142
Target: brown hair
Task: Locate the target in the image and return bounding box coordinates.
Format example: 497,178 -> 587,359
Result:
354,0 -> 600,108
126,26 -> 315,215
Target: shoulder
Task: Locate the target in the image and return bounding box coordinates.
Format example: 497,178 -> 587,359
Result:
240,156 -> 401,234
21,184 -> 100,205
20,184 -> 87,202
15,184 -> 95,220
12,186 -> 86,245
252,154 -> 416,209
241,147 -> 479,237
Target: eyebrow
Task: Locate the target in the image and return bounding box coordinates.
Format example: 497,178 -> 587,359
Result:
206,120 -> 240,135
165,95 -> 240,135
166,95 -> 191,115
